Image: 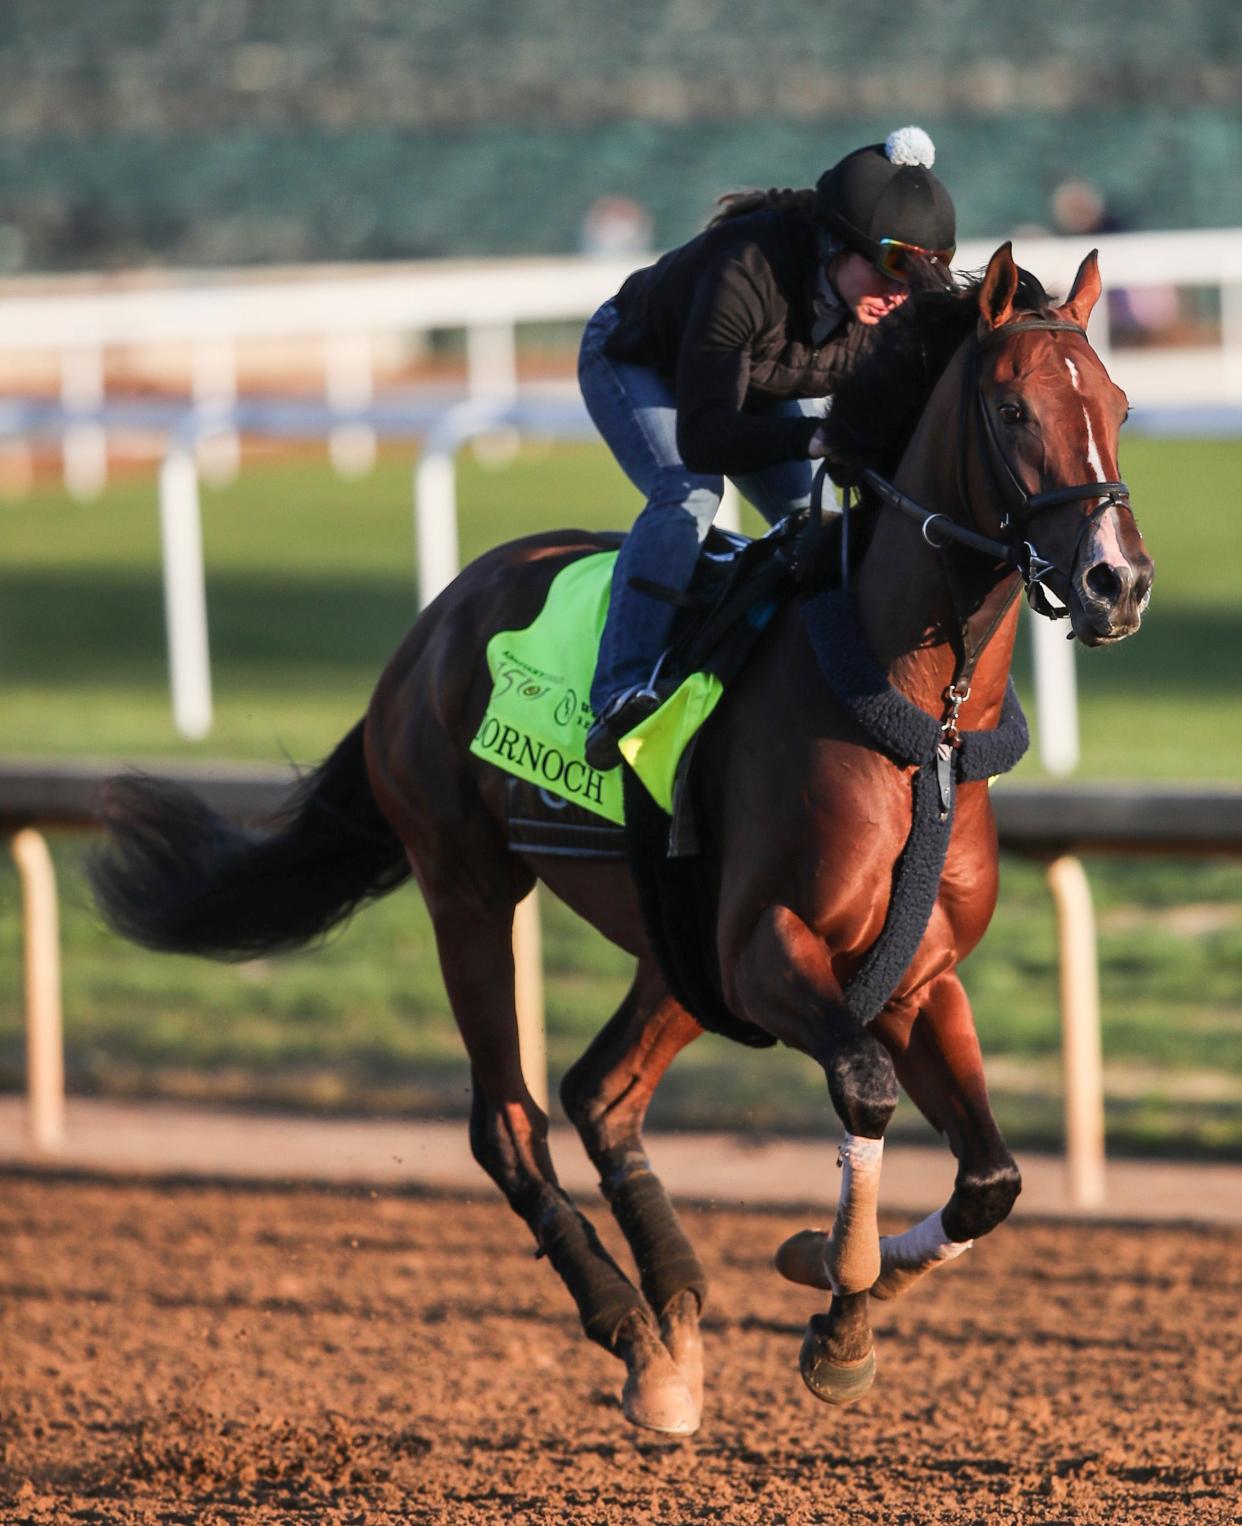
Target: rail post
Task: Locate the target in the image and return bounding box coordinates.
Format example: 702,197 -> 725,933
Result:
513,888 -> 548,1112
158,439 -> 214,740
1030,608 -> 1079,777
10,829 -> 65,1152
192,340 -> 241,484
325,331 -> 377,477
412,446 -> 462,612
1046,853 -> 1106,1206
466,322 -> 518,400
61,344 -> 108,502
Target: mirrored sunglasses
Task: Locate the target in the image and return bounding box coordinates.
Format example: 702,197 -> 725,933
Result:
873,237 -> 956,283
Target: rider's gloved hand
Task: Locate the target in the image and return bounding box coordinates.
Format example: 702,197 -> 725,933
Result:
808,424 -> 858,486
807,424 -> 833,461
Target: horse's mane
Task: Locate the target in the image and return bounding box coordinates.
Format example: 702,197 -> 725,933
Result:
822,266 -> 1054,484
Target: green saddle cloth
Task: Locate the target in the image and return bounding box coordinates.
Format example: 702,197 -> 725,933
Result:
468,550 -> 724,824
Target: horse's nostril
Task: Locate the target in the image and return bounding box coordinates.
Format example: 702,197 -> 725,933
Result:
1085,562 -> 1122,603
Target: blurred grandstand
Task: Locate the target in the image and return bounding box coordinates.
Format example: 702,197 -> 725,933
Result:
1,0 -> 1240,499
0,0 -> 1239,272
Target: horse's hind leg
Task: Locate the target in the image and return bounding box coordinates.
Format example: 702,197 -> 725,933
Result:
561,961 -> 707,1417
421,877 -> 698,1435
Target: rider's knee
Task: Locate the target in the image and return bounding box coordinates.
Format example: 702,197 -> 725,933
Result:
642,468 -> 722,533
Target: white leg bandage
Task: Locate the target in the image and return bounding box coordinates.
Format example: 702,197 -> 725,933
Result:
826,1133 -> 885,1295
881,1207 -> 972,1269
870,1208 -> 972,1300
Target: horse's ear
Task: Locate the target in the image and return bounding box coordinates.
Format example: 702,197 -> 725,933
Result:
978,242 -> 1020,331
1058,249 -> 1102,328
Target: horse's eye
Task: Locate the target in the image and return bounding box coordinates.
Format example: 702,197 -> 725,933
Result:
998,401 -> 1023,425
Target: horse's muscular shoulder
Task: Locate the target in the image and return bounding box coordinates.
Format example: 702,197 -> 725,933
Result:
938,780 -> 1001,954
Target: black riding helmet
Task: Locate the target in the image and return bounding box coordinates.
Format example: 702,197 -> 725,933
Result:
815,126 -> 956,277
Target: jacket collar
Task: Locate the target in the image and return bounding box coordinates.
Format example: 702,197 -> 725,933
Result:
812,266 -> 847,346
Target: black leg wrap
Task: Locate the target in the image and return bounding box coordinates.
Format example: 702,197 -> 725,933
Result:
532,1187 -> 649,1351
943,1157 -> 1022,1242
604,1165 -> 708,1318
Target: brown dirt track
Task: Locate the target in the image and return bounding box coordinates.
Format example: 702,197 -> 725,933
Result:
1,1176 -> 1237,1524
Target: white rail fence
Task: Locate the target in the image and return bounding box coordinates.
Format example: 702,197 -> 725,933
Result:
6,225 -> 1241,770
6,765 -> 1240,1206
3,228 -> 1242,500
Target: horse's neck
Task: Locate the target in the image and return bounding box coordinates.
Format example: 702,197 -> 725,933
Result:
853,348 -> 1021,727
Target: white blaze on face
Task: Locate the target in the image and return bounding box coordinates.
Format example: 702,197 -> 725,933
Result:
1065,354 -> 1126,565
1063,356 -> 1108,482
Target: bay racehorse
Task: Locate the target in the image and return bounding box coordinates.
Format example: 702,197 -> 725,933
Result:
91,245 -> 1152,1435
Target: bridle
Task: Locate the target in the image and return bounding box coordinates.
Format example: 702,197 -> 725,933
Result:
838,314 -> 1130,622
819,310 -> 1131,756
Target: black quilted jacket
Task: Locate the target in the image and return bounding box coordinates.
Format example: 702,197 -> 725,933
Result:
603,191 -> 871,476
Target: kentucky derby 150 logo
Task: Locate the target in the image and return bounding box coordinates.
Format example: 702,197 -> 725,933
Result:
493,660 -> 553,704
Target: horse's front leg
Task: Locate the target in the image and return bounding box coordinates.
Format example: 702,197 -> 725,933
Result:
729,905 -> 898,1406
777,972 -> 1021,1303
872,972 -> 1021,1297
791,1127 -> 890,1406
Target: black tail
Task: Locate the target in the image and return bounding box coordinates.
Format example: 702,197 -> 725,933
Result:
88,720 -> 411,961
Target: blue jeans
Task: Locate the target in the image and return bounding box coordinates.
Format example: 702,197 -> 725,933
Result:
579,300 -> 825,713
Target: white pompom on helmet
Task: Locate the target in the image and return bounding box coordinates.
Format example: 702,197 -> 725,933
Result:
815,125 -> 956,262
